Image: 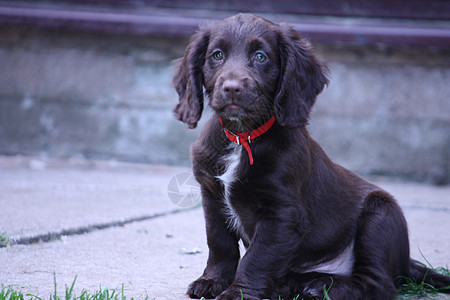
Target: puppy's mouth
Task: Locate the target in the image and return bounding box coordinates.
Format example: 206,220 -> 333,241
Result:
218,103 -> 248,120
226,104 -> 242,110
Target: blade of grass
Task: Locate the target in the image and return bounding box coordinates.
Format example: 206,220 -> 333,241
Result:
65,276 -> 77,300
52,272 -> 58,300
0,232 -> 10,248
323,277 -> 333,300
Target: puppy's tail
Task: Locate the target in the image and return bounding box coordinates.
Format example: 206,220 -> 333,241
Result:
407,260 -> 450,293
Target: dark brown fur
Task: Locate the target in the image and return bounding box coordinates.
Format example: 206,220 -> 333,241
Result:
172,14 -> 450,300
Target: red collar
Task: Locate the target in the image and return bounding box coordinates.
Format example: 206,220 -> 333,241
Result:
219,116 -> 276,165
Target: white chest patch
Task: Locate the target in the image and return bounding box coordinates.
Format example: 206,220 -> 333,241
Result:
216,145 -> 250,243
300,240 -> 355,276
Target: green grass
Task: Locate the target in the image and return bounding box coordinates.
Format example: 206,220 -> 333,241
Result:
0,232 -> 10,248
397,262 -> 450,299
0,274 -> 149,300
1,266 -> 449,300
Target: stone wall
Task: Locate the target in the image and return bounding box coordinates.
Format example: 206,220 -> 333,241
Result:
0,27 -> 448,184
311,45 -> 449,184
0,28 -> 196,165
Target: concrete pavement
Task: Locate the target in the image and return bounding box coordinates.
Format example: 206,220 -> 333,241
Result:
0,156 -> 449,299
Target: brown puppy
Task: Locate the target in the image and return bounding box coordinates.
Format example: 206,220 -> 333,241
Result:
172,14 -> 450,300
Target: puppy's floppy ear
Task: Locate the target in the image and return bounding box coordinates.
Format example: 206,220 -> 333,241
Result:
172,27 -> 210,129
275,25 -> 329,127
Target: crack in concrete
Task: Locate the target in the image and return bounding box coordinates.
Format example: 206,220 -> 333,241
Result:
4,204 -> 447,247
8,206 -> 199,246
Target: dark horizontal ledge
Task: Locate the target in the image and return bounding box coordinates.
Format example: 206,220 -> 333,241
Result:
0,3 -> 449,47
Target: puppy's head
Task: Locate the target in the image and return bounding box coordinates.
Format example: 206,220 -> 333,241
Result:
172,14 -> 328,130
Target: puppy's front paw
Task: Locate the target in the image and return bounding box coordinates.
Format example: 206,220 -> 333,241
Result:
187,276 -> 230,299
215,286 -> 260,300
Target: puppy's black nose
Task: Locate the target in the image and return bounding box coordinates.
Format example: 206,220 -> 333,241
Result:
223,80 -> 243,95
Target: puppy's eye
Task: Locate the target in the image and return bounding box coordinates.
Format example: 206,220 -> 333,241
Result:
213,51 -> 224,60
255,52 -> 267,63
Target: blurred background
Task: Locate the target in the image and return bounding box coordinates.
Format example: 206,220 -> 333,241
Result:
0,0 -> 449,184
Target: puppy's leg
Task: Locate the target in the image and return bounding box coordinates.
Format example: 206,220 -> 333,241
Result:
350,191 -> 410,298
187,187 -> 240,299
300,191 -> 410,300
216,214 -> 302,300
